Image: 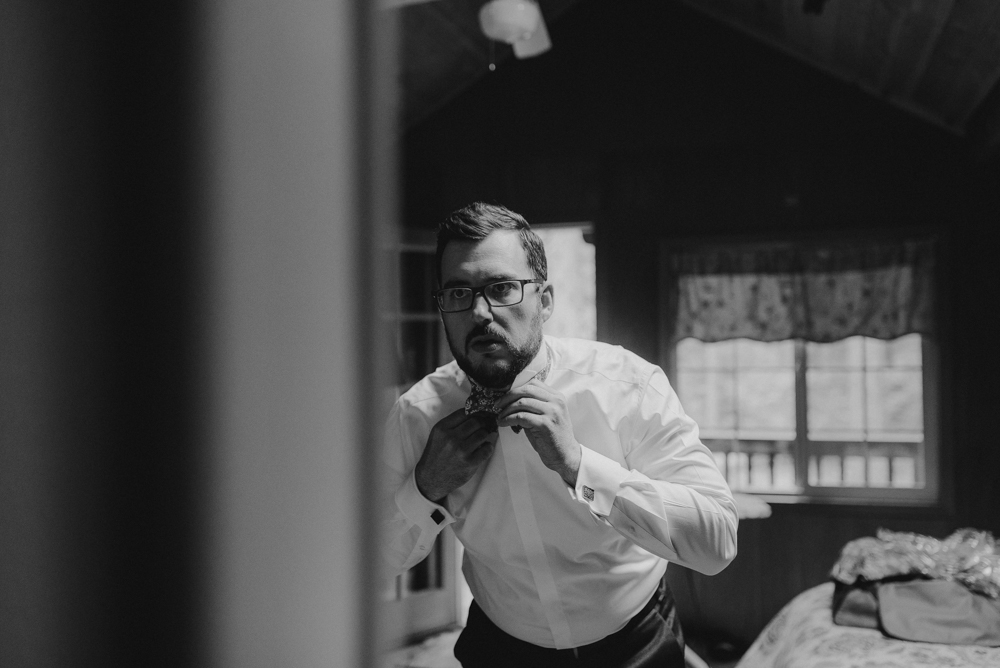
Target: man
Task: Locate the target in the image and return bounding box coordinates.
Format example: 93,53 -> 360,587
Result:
382,203 -> 738,667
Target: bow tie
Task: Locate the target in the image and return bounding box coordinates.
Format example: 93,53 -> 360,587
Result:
464,358 -> 551,433
465,385 -> 506,432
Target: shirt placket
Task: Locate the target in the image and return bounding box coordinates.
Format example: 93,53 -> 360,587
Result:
499,428 -> 575,649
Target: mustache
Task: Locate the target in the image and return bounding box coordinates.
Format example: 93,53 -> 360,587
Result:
466,325 -> 511,348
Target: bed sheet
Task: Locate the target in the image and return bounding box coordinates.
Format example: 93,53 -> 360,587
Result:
735,582 -> 1000,668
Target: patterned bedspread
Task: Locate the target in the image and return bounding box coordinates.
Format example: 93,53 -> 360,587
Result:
735,582 -> 1000,668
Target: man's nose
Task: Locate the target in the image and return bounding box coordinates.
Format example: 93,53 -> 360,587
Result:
470,293 -> 494,322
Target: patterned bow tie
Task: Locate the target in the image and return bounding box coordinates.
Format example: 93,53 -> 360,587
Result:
465,358 -> 551,433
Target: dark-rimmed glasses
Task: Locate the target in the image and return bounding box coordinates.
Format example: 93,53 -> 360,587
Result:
433,279 -> 542,313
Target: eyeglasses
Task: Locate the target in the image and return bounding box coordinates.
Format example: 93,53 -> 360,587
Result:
433,279 -> 543,313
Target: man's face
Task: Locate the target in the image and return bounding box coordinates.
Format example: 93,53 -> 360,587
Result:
439,230 -> 553,389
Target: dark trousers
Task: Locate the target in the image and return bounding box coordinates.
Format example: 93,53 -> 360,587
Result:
454,579 -> 685,668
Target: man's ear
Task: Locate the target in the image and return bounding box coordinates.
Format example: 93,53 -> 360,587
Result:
540,283 -> 554,323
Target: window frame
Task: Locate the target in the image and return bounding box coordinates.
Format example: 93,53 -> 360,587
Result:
659,238 -> 941,507
383,228 -> 462,647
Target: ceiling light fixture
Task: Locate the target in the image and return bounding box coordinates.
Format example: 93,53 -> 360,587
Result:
478,0 -> 551,61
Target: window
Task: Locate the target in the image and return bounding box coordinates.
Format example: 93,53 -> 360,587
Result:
382,229 -> 461,645
662,238 -> 939,504
675,334 -> 937,503
534,223 -> 596,340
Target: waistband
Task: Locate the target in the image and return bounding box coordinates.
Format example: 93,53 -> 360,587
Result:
464,579 -> 671,657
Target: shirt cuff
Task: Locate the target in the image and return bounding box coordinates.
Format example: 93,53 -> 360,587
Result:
395,470 -> 455,532
572,445 -> 631,517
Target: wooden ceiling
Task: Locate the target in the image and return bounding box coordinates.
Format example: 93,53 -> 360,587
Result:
398,0 -> 1000,153
679,0 -> 1000,153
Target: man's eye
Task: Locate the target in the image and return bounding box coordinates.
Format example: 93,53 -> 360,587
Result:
448,288 -> 471,299
491,282 -> 515,296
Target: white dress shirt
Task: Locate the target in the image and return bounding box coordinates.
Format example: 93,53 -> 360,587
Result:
381,336 -> 738,649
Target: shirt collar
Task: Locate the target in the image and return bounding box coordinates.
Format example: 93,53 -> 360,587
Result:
510,340 -> 550,390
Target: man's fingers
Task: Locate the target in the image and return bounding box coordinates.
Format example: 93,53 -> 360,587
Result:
436,410 -> 493,442
468,436 -> 496,464
467,412 -> 499,432
452,425 -> 492,449
452,414 -> 490,439
495,381 -> 555,410
496,397 -> 547,421
497,412 -> 544,431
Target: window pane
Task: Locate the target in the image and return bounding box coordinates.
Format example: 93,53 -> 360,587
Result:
868,456 -> 890,487
676,338 -> 705,369
678,370 -> 735,434
807,336 -> 863,368
676,370 -> 707,425
865,334 -> 921,368
807,369 -> 864,439
866,369 -> 923,437
536,226 -> 596,341
843,455 -> 866,486
749,453 -> 773,489
772,453 -> 796,490
735,339 -> 795,368
892,457 -> 917,488
703,439 -> 797,493
712,451 -> 727,477
817,455 -> 842,486
677,338 -> 735,369
677,332 -> 930,500
737,369 -> 795,437
727,452 -> 750,490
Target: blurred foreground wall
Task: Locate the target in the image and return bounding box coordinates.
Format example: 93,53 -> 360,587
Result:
1,2 -> 387,666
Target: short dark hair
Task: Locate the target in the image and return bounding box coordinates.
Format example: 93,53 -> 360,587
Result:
435,202 -> 547,285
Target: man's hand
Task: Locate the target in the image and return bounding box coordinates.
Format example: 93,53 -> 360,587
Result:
495,380 -> 581,487
415,408 -> 499,503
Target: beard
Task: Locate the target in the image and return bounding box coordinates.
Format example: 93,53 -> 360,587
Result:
447,309 -> 544,390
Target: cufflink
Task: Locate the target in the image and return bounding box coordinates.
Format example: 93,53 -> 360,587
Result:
431,509 -> 445,525
582,486 -> 595,502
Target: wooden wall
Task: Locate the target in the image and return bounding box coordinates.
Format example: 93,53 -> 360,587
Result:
402,0 -> 1000,645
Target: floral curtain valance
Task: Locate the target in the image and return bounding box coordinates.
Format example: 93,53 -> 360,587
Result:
669,239 -> 936,343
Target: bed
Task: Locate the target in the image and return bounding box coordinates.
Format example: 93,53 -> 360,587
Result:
735,582 -> 1000,668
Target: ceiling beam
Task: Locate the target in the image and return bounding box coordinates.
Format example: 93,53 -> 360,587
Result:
912,1 -> 1000,127
964,77 -> 1000,158
955,26 -> 1000,128
677,0 -> 959,136
896,0 -> 956,100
